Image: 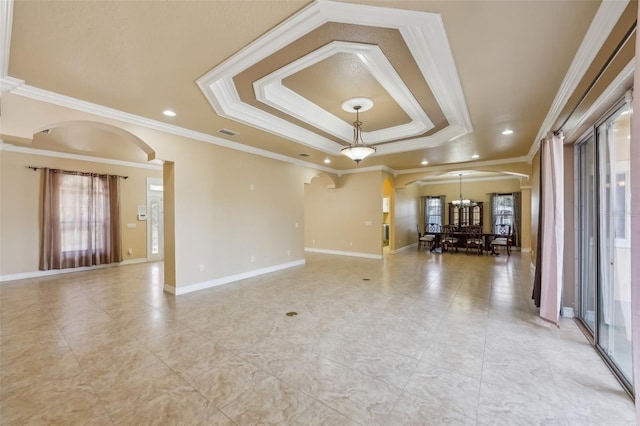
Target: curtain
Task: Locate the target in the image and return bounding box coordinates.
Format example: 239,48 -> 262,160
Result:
488,193 -> 497,233
532,149 -> 544,308
536,131 -> 564,325
40,168 -> 122,270
419,196 -> 426,233
512,191 -> 521,247
630,11 -> 640,418
439,195 -> 446,227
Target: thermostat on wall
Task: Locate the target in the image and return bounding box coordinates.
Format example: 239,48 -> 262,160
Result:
137,205 -> 147,221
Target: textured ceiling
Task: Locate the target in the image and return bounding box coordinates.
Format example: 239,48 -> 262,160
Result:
3,0 -> 617,174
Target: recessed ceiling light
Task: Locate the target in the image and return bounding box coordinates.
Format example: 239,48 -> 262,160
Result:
324,158 -> 331,164
421,160 -> 428,165
502,129 -> 513,135
163,109 -> 176,117
471,154 -> 479,159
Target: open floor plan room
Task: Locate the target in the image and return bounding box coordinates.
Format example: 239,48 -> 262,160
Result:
0,252 -> 634,425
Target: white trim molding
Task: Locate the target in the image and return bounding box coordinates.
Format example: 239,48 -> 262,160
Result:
0,142 -> 164,171
0,258 -> 150,283
527,0 -> 630,161
391,243 -> 418,254
304,247 -> 383,260
197,0 -> 471,157
164,259 -> 305,295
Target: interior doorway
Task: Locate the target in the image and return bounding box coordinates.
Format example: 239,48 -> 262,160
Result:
147,177 -> 164,261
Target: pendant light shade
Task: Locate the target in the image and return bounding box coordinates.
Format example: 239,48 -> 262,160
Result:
341,105 -> 376,164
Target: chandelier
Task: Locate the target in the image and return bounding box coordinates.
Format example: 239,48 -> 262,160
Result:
451,172 -> 471,205
340,104 -> 376,164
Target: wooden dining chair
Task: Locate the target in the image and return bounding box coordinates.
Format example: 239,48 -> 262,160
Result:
465,225 -> 484,255
417,224 -> 435,250
490,224 -> 512,256
441,224 -> 459,252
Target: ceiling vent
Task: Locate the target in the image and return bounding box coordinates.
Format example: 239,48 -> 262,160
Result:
218,128 -> 238,136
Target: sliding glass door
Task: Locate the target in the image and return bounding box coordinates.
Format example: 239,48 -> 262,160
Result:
577,100 -> 633,393
578,135 -> 596,333
596,104 -> 632,386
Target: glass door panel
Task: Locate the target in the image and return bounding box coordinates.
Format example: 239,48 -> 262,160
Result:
578,135 -> 596,333
596,105 -> 632,385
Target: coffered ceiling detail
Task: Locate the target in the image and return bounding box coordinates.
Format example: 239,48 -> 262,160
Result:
197,0 -> 471,157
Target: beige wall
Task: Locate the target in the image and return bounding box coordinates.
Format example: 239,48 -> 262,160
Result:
0,150 -> 162,276
305,171 -> 383,256
531,150 -> 541,266
419,177 -> 529,244
393,181 -> 421,250
1,94 -> 311,292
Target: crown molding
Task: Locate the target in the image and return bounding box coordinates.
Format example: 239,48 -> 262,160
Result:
197,0 -> 471,157
7,84 -> 341,174
0,75 -> 22,93
563,58 -> 634,142
396,156 -> 530,175
527,0 -> 630,162
254,41 -> 433,144
419,174 -> 521,186
0,0 -> 13,77
0,142 -> 164,171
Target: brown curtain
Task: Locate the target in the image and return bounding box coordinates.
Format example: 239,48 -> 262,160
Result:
40,168 -> 122,270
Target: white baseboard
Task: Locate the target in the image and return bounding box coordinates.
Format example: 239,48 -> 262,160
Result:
530,262 -> 536,275
391,242 -> 418,254
562,307 -> 575,318
521,248 -> 531,253
164,259 -> 306,295
121,258 -> 150,266
304,248 -> 383,260
0,258 -> 150,283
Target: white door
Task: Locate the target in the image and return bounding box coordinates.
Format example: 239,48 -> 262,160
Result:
147,178 -> 164,261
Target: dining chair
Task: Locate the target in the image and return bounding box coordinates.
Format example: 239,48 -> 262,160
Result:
465,225 -> 484,255
490,224 -> 512,256
441,224 -> 459,252
417,224 -> 435,250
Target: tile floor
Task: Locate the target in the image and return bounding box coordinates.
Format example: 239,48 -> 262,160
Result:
0,250 -> 636,425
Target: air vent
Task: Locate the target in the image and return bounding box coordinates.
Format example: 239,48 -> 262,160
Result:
298,153 -> 310,157
41,129 -> 52,134
219,128 -> 238,136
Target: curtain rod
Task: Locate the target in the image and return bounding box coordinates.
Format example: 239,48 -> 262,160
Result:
554,20 -> 636,134
27,166 -> 128,180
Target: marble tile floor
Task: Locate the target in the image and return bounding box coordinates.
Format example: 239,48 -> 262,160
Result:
0,251 -> 635,425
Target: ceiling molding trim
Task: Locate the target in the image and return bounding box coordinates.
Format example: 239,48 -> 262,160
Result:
374,125 -> 467,155
0,0 -> 13,77
0,142 -> 164,171
399,23 -> 473,135
337,164 -> 395,176
208,77 -> 341,153
419,175 -> 521,186
0,75 -> 23,93
563,58 -> 634,142
254,41 -> 433,143
197,0 -> 471,157
7,85 -> 337,174
527,0 -> 630,162
397,156 -> 530,175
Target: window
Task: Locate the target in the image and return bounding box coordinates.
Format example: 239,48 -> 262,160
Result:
59,174 -> 109,252
40,169 -> 122,270
492,194 -> 514,232
424,197 -> 443,227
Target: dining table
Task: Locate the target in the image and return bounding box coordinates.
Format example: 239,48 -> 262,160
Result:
424,231 -> 503,255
